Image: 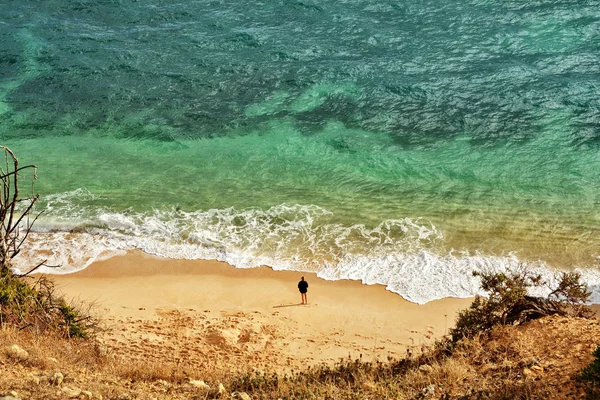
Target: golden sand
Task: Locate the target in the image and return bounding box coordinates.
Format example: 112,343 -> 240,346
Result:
52,251 -> 472,371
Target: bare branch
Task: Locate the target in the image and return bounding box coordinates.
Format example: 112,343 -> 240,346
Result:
0,165 -> 39,181
0,146 -> 39,272
19,260 -> 60,277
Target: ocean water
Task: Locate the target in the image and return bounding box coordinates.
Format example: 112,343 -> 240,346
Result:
1,0 -> 599,303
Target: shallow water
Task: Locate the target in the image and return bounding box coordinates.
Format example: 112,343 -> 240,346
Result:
1,0 -> 599,303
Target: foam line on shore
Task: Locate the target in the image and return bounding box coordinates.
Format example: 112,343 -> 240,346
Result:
14,226 -> 600,305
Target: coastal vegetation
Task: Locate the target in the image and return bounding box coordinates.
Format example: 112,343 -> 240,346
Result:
0,146 -> 96,338
579,345 -> 600,398
449,268 -> 594,343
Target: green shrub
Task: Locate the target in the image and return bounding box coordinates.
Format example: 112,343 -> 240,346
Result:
0,273 -> 94,338
579,346 -> 600,398
58,300 -> 89,339
449,268 -> 592,343
0,272 -> 39,323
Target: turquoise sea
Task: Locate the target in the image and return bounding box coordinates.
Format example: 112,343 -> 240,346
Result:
1,0 -> 599,303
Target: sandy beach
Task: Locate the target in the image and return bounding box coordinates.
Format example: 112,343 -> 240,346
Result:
51,252 -> 472,373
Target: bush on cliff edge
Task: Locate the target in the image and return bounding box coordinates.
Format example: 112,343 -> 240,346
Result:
579,345 -> 600,398
0,146 -> 96,338
449,267 -> 593,343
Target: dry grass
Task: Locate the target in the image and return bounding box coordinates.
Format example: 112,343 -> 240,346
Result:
223,315 -> 599,399
110,359 -> 226,385
1,315 -> 599,399
1,323 -> 104,368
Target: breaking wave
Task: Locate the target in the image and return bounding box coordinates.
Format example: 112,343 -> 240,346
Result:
10,190 -> 600,304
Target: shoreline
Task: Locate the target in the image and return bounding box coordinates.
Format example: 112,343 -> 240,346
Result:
50,251 -> 473,372
23,227 -> 600,305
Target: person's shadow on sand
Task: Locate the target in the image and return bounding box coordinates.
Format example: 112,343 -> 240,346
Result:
273,303 -> 309,308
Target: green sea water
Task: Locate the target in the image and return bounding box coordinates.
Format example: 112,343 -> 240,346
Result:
1,0 -> 599,302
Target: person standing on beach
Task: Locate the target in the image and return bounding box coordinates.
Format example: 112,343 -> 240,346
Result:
298,276 -> 308,304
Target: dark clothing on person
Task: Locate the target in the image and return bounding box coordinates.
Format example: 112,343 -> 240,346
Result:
298,280 -> 308,294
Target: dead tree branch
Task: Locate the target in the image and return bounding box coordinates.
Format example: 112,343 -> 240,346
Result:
0,145 -> 39,273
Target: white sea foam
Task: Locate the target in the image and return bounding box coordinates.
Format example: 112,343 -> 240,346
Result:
317,251 -> 600,304
12,192 -> 600,304
12,231 -> 125,275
